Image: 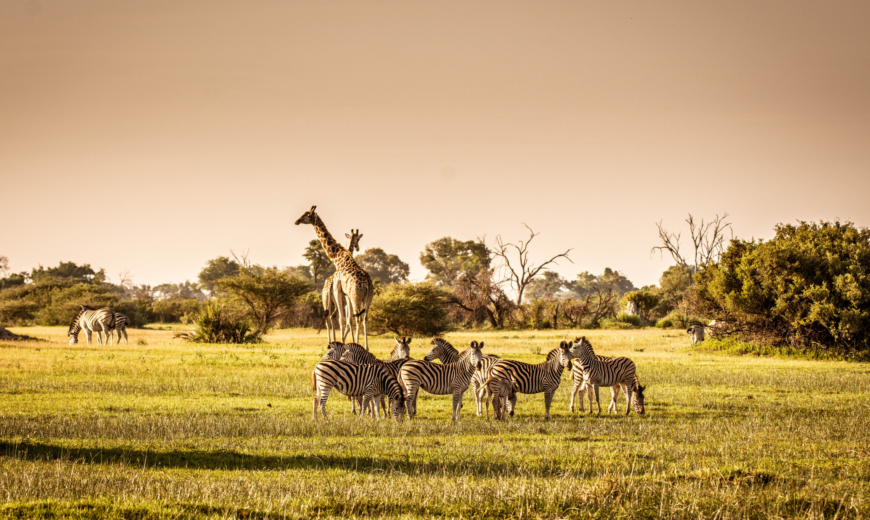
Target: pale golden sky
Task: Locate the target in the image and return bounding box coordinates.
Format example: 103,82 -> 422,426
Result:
2,1 -> 869,288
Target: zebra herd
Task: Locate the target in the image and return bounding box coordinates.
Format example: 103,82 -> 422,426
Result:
67,305 -> 129,346
311,336 -> 646,421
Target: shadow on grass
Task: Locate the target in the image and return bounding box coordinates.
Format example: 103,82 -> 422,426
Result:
0,440 -> 524,476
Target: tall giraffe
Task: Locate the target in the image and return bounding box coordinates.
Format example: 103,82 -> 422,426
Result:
295,207 -> 374,349
322,229 -> 362,342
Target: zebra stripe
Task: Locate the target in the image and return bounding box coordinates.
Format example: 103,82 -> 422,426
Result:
486,341 -> 574,420
566,337 -> 639,415
112,313 -> 129,345
312,360 -> 405,421
68,306 -> 116,346
423,337 -> 460,364
418,338 -> 501,417
398,340 -> 484,421
339,339 -> 412,417
470,355 -> 503,416
568,353 -> 610,413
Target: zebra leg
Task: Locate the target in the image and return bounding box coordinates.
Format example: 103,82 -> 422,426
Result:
544,390 -> 555,421
585,384 -> 594,416
594,385 -> 602,416
624,382 -> 632,415
472,378 -> 482,416
312,386 -> 321,419
608,385 -> 621,414
121,328 -> 128,345
319,386 -> 332,420
405,387 -> 419,420
452,389 -> 464,422
85,330 -> 93,345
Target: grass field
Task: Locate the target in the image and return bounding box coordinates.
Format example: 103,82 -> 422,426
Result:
1,326 -> 869,519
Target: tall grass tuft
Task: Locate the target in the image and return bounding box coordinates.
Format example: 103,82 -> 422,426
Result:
175,304 -> 261,344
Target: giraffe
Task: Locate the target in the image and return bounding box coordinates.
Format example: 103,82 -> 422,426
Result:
322,229 -> 362,342
295,206 -> 374,349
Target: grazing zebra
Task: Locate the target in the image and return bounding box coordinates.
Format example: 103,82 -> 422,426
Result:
322,229 -> 363,342
312,360 -> 406,421
423,338 -> 502,416
687,324 -> 705,345
68,306 -> 116,345
112,313 -> 129,345
564,337 -> 641,415
477,375 -> 516,421
398,340 -> 484,421
484,341 -> 574,420
607,374 -> 646,414
340,338 -> 412,417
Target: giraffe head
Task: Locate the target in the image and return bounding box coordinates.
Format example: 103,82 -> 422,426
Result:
294,206 -> 318,226
346,229 -> 363,254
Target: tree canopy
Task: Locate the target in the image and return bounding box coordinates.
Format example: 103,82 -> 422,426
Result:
198,256 -> 241,293
356,247 -> 410,285
420,237 -> 490,287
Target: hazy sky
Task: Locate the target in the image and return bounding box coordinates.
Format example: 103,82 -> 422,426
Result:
2,1 -> 869,290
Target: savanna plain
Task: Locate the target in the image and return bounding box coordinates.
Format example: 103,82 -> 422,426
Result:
0,327 -> 868,519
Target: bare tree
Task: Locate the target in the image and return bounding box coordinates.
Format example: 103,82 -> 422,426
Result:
0,256 -> 8,277
117,270 -> 135,291
491,224 -> 573,305
450,270 -> 514,329
560,276 -> 620,327
652,213 -> 733,272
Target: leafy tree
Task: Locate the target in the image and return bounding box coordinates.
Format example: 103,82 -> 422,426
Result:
217,267 -> 312,334
368,282 -> 452,336
566,268 -> 635,300
654,265 -> 694,317
692,220 -> 870,354
524,271 -> 567,300
303,240 -> 335,292
420,237 -> 490,287
30,261 -> 97,283
198,256 -> 241,293
622,289 -> 660,322
0,273 -> 26,291
153,281 -> 207,302
356,247 -> 410,285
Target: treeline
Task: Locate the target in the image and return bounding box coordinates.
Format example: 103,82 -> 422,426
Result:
3,218 -> 869,355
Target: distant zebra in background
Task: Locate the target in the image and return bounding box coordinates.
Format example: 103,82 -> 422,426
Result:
312,360 -> 406,421
68,306 -> 116,345
687,324 -> 705,345
565,337 -> 643,415
113,313 -> 129,345
398,340 -> 484,421
483,341 -> 574,420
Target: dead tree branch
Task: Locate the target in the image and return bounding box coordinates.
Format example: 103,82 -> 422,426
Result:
491,224 -> 573,305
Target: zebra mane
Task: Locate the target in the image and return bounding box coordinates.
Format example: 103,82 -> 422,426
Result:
545,348 -> 560,361
426,338 -> 458,363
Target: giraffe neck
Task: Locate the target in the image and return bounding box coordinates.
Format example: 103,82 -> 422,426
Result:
312,215 -> 349,263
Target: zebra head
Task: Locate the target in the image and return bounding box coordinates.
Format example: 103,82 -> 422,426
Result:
322,341 -> 345,360
424,337 -> 456,363
391,336 -> 412,360
67,305 -> 89,345
632,383 -> 646,414
570,337 -> 595,370
68,332 -> 79,345
294,206 -> 317,226
557,340 -> 576,369
467,340 -> 484,367
390,396 -> 406,422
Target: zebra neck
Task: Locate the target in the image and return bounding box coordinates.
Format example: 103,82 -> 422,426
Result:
441,350 -> 459,364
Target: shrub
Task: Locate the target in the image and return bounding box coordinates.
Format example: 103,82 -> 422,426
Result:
217,268 -> 311,334
600,313 -> 643,330
692,220 -> 870,354
176,304 -> 261,344
368,282 -> 452,337
656,317 -> 674,328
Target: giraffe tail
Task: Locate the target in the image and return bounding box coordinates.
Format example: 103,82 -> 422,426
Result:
352,284 -> 370,318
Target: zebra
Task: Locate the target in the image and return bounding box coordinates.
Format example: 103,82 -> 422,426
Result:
68,306 -> 116,345
112,312 -> 129,345
398,340 -> 484,421
340,338 -> 412,417
567,352 -> 611,413
422,338 -> 503,417
322,229 -> 363,343
687,324 -> 705,345
312,360 -> 406,421
483,341 -> 574,420
477,375 -> 516,421
563,337 -> 642,415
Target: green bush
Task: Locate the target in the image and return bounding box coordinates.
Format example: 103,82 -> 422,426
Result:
599,313 -> 643,330
176,304 -> 261,344
692,220 -> 870,354
368,282 -> 453,336
656,317 -> 674,328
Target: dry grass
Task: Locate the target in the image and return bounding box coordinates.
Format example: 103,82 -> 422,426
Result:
1,326 -> 869,519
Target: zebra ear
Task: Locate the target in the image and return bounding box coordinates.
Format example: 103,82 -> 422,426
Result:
406,337 -> 412,344
470,340 -> 477,347
478,341 -> 484,349
310,205 -> 317,213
